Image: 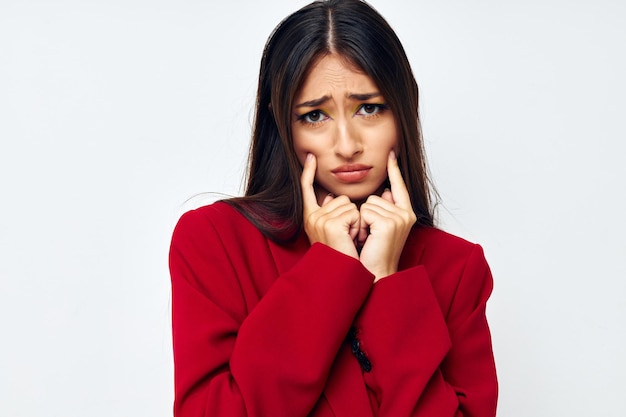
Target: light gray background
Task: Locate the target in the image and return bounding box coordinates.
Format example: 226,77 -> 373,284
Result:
1,1 -> 624,416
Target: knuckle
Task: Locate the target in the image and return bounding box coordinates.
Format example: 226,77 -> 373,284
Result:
335,195 -> 350,205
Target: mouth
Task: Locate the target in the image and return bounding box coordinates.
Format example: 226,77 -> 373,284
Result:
331,164 -> 372,183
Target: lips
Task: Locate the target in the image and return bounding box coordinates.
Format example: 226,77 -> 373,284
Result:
331,164 -> 372,183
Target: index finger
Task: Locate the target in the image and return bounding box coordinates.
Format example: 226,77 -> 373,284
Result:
386,150 -> 412,209
300,153 -> 320,214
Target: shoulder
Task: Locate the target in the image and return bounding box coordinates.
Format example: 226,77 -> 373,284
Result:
405,226 -> 490,287
175,201 -> 246,225
171,201 -> 264,249
174,201 -> 257,233
405,227 -> 493,316
410,226 -> 483,262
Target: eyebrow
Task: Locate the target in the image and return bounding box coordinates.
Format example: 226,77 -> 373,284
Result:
294,92 -> 382,108
348,92 -> 382,101
295,95 -> 331,108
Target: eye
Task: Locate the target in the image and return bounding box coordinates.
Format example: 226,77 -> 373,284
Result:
356,103 -> 389,117
297,110 -> 330,125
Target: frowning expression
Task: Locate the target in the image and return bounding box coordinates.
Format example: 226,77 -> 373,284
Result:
292,54 -> 398,204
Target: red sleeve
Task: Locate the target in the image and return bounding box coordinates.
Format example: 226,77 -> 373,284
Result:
169,209 -> 374,417
353,244 -> 497,416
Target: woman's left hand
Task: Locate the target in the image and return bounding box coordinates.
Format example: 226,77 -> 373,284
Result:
358,151 -> 417,282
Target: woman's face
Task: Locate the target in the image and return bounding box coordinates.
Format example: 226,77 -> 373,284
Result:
292,54 -> 398,204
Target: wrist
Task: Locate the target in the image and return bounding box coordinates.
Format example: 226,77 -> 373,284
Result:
371,266 -> 397,283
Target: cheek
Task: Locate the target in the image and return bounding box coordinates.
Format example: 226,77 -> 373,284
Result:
374,122 -> 399,153
292,131 -> 325,163
294,149 -> 306,166
291,132 -> 308,165
388,124 -> 400,154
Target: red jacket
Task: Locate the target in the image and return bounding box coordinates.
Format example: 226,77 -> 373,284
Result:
169,202 -> 497,416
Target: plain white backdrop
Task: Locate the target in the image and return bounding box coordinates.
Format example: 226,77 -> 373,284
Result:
1,1 -> 625,416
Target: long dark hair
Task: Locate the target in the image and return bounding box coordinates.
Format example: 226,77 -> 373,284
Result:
226,0 -> 436,243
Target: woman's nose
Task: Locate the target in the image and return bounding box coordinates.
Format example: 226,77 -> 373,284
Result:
333,119 -> 363,159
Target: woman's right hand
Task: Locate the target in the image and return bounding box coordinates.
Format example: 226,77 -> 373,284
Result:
301,153 -> 360,260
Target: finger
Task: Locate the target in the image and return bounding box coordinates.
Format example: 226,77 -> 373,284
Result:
318,198 -> 357,218
357,203 -> 372,245
317,194 -> 350,211
322,193 -> 334,206
357,221 -> 369,246
386,150 -> 412,209
349,213 -> 361,241
381,188 -> 394,204
322,203 -> 361,240
300,153 -> 319,213
364,194 -> 396,213
360,200 -> 395,224
361,196 -> 417,232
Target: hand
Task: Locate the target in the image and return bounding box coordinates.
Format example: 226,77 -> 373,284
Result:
301,154 -> 360,259
358,151 -> 417,281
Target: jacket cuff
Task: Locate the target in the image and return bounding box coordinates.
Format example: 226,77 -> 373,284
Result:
352,266 -> 452,396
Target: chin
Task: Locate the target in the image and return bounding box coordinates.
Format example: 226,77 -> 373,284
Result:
346,191 -> 372,202
333,186 -> 381,202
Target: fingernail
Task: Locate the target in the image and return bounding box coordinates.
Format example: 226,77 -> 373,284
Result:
306,153 -> 313,162
390,150 -> 396,160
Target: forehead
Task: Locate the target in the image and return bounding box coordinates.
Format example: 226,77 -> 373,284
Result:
296,54 -> 379,98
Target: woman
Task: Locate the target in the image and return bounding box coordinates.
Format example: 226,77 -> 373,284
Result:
169,1 -> 497,416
